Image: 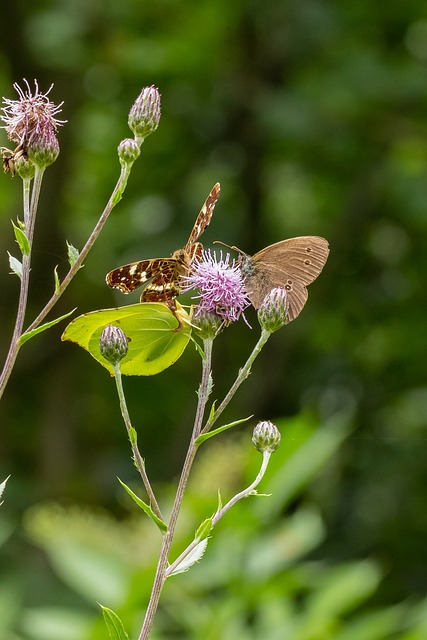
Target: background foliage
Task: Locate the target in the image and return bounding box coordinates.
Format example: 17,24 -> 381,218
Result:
1,1 -> 427,638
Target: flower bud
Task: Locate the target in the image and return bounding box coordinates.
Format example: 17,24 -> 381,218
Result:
117,137 -> 140,164
26,125 -> 60,168
14,153 -> 35,180
192,310 -> 223,339
257,288 -> 289,332
99,325 -> 129,365
252,420 -> 281,453
128,85 -> 161,143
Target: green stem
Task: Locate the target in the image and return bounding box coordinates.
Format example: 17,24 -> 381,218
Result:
137,338 -> 213,640
25,160 -> 133,335
113,363 -> 163,522
165,450 -> 271,577
201,328 -> 271,434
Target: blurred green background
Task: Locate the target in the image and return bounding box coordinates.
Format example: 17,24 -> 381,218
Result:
1,1 -> 427,638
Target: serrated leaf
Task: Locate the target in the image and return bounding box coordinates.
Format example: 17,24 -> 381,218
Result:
54,265 -> 60,294
12,220 -> 30,256
169,539 -> 209,576
100,605 -> 129,640
195,415 -> 253,446
8,252 -> 22,278
62,302 -> 192,376
0,475 -> 10,506
66,240 -> 80,268
118,478 -> 167,533
18,309 -> 76,346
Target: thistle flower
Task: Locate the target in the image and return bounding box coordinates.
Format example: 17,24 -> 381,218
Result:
128,85 -> 161,143
1,80 -> 65,168
252,420 -> 281,453
257,287 -> 289,332
181,250 -> 250,325
99,325 -> 129,365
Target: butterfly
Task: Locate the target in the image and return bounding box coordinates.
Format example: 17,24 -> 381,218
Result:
106,183 -> 220,305
237,236 -> 329,322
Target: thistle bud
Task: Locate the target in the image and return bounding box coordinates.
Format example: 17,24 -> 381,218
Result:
26,125 -> 60,168
117,137 -> 140,164
128,85 -> 161,143
192,310 -> 224,339
252,420 -> 281,454
99,325 -> 128,365
257,288 -> 289,332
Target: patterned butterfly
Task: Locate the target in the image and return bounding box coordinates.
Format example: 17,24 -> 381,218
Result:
106,183 -> 220,304
238,236 -> 329,322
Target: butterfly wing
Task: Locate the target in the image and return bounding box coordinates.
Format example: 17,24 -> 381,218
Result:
242,236 -> 329,321
106,183 -> 221,303
106,258 -> 177,294
184,183 -> 220,252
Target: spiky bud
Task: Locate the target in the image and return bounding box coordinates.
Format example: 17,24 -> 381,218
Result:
257,288 -> 289,332
117,137 -> 140,164
128,85 -> 161,143
192,310 -> 224,339
99,325 -> 129,365
26,125 -> 59,168
252,420 -> 281,454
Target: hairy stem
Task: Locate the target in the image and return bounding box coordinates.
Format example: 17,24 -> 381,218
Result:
138,338 -> 213,640
201,327 -> 271,434
0,168 -> 45,400
113,363 -> 163,522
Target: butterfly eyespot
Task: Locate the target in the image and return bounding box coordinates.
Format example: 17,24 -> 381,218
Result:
285,284 -> 292,291
304,259 -> 311,265
305,247 -> 313,253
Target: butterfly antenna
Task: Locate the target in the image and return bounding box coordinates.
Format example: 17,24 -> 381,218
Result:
213,240 -> 245,256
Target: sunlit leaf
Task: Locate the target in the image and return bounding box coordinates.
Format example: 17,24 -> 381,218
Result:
168,539 -> 209,576
0,475 -> 10,506
8,252 -> 22,279
61,302 -> 192,376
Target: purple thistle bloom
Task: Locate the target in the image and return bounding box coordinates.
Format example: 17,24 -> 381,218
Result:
1,79 -> 65,148
181,250 -> 250,324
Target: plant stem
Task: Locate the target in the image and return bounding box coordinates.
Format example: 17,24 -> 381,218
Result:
201,328 -> 271,434
113,363 -> 163,522
0,159 -> 133,402
165,450 -> 271,578
137,338 -> 213,640
0,168 -> 45,400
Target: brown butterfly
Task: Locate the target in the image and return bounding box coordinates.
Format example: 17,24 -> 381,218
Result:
238,236 -> 329,322
106,183 -> 220,304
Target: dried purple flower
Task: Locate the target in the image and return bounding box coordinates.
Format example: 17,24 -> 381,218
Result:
1,79 -> 65,168
181,250 -> 250,325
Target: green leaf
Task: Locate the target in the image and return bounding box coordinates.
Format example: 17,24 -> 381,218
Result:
12,220 -> 30,256
18,309 -> 76,346
118,478 -> 167,533
62,302 -> 192,376
8,252 -> 22,279
195,415 -> 253,446
100,605 -> 129,640
54,265 -> 60,294
195,517 -> 213,542
66,240 -> 80,268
